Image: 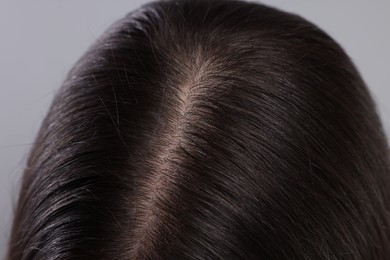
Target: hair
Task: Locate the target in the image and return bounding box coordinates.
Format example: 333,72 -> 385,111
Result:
7,0 -> 390,259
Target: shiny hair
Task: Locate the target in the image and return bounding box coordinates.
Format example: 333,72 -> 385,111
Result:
8,0 -> 390,259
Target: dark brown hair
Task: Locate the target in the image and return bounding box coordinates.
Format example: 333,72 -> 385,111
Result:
8,0 -> 390,259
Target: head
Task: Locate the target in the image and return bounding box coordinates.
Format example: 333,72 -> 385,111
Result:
8,0 -> 390,259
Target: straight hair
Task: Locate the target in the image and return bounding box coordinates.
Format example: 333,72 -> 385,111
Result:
8,0 -> 390,259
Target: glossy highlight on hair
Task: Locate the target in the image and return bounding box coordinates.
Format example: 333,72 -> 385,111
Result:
7,0 -> 390,259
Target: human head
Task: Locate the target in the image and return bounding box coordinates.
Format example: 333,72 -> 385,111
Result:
8,0 -> 390,259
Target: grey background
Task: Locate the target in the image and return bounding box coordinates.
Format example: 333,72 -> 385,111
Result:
1,0 -> 389,256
